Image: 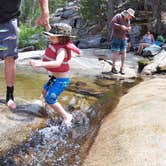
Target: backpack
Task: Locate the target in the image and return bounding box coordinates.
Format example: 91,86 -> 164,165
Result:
142,44 -> 161,57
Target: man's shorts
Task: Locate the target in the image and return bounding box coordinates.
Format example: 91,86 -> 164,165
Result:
0,19 -> 18,60
43,76 -> 70,105
111,37 -> 127,52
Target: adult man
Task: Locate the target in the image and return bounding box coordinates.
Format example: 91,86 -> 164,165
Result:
0,0 -> 51,109
110,8 -> 135,74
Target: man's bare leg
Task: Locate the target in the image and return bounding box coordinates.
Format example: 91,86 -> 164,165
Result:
120,51 -> 126,74
111,51 -> 119,73
5,57 -> 16,109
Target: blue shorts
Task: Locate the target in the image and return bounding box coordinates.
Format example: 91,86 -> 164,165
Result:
43,76 -> 70,105
111,37 -> 127,52
0,19 -> 18,60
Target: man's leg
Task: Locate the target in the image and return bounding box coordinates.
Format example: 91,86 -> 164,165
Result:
120,51 -> 126,74
120,51 -> 126,70
5,56 -> 16,109
111,51 -> 119,74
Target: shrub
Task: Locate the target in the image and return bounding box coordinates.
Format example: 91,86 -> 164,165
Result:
19,25 -> 48,50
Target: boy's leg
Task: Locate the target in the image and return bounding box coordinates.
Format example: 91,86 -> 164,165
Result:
50,102 -> 72,122
44,77 -> 72,124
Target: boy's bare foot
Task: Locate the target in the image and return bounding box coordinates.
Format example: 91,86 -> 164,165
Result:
7,99 -> 16,110
63,114 -> 73,127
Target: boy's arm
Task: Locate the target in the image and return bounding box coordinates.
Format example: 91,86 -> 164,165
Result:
29,49 -> 66,68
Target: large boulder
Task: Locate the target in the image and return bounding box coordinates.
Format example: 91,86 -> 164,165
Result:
142,50 -> 166,74
83,78 -> 166,166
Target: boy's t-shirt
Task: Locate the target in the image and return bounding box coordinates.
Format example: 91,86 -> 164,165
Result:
0,0 -> 21,23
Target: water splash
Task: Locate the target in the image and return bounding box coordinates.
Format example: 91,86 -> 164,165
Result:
2,111 -> 89,166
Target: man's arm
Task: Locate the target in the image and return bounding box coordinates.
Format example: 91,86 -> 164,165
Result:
112,14 -> 131,32
36,0 -> 51,31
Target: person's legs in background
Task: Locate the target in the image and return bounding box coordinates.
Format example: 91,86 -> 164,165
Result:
119,39 -> 127,74
111,37 -> 121,74
137,43 -> 150,55
111,51 -> 119,74
120,51 -> 126,74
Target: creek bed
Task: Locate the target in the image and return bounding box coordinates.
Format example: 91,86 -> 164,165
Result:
0,67 -> 141,165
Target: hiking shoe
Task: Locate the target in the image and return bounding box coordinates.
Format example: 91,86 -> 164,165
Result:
119,68 -> 125,75
111,67 -> 118,74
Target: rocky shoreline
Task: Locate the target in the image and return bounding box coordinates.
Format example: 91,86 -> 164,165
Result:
1,48 -> 166,165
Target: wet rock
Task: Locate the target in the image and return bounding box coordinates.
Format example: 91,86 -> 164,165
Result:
1,110 -> 90,166
0,99 -> 47,155
142,50 -> 166,75
137,58 -> 151,73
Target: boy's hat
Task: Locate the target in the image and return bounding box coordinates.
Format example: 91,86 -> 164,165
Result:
126,8 -> 135,17
44,23 -> 76,37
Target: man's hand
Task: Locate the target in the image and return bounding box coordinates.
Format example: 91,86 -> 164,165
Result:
37,0 -> 51,31
36,13 -> 51,31
121,25 -> 131,32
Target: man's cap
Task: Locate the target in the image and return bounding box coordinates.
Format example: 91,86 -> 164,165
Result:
126,8 -> 135,17
44,23 -> 76,37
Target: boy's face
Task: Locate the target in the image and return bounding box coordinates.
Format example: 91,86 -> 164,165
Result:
49,36 -> 59,44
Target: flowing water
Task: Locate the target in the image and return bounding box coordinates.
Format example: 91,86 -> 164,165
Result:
0,66 -> 141,165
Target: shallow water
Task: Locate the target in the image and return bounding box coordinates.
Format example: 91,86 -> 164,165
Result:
0,65 -> 141,165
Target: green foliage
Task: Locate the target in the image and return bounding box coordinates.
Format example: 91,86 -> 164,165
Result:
19,24 -> 48,49
20,0 -> 67,25
49,0 -> 67,13
80,0 -> 108,22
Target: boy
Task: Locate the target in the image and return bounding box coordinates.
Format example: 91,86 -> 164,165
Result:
29,23 -> 80,126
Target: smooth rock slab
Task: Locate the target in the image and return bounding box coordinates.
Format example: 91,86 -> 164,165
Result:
83,78 -> 166,166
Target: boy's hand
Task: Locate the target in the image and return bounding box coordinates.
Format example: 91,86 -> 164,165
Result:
29,60 -> 42,68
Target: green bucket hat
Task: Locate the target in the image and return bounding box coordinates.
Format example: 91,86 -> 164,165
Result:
44,23 -> 76,38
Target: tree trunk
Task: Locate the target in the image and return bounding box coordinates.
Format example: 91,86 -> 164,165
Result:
151,0 -> 161,34
106,0 -> 115,43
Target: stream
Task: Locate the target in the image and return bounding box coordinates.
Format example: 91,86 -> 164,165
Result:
0,66 -> 141,166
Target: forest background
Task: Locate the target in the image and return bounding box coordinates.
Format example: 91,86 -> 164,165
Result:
19,0 -> 166,49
